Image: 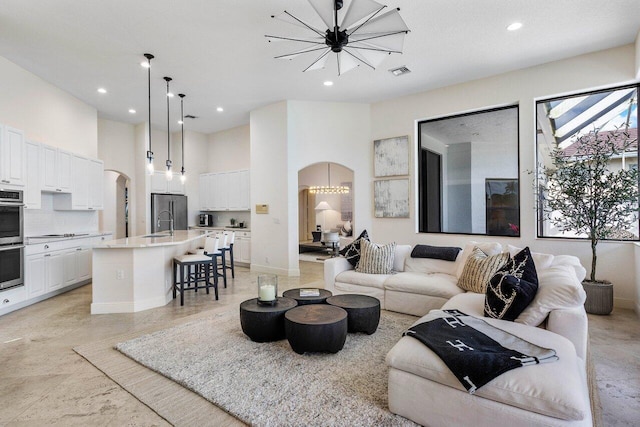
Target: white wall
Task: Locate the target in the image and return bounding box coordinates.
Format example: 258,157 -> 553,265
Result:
0,56 -> 97,157
371,44 -> 639,308
176,129 -> 210,226
208,124 -> 250,171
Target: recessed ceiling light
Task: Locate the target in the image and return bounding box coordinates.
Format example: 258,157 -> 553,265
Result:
128,109 -> 136,114
97,88 -> 107,94
178,120 -> 183,124
323,81 -> 334,86
140,61 -> 150,68
167,92 -> 175,98
216,107 -> 224,112
507,22 -> 523,31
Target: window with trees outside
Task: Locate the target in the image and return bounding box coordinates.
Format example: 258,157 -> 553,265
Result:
535,84 -> 639,240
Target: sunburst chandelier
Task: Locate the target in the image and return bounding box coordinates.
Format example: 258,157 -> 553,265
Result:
266,0 -> 410,76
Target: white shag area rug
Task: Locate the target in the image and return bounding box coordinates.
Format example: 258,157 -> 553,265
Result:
115,310 -> 419,427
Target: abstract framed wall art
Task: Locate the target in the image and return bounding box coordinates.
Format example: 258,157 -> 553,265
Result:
374,136 -> 409,177
374,179 -> 410,218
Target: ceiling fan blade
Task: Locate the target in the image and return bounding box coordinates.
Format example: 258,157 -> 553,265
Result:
341,0 -> 385,30
303,49 -> 332,72
265,34 -> 326,45
307,0 -> 336,29
275,46 -> 332,60
272,10 -> 326,37
343,48 -> 376,70
350,31 -> 407,52
347,47 -> 388,68
348,7 -> 409,35
337,51 -> 360,75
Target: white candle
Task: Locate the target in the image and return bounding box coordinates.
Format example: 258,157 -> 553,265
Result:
259,284 -> 276,301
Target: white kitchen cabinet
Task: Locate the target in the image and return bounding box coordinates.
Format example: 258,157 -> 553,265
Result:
71,154 -> 89,209
24,140 -> 41,209
199,170 -> 249,211
233,231 -> 251,265
45,251 -> 64,291
41,144 -> 72,193
0,125 -> 25,187
62,249 -> 77,286
76,247 -> 92,281
88,159 -> 104,210
151,171 -> 184,194
25,254 -> 46,298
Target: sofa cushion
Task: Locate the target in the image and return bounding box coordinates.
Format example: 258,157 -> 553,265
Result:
384,272 -> 464,299
404,257 -> 458,276
507,244 -> 554,270
338,229 -> 369,266
455,241 -> 503,278
356,239 -> 396,274
410,244 -> 461,261
457,247 -> 509,293
386,312 -> 589,421
516,265 -> 587,326
393,245 -> 413,273
335,270 -> 391,289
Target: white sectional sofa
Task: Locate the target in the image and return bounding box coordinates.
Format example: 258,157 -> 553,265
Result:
323,242 -> 591,426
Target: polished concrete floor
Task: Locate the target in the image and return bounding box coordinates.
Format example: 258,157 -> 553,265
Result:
0,262 -> 638,426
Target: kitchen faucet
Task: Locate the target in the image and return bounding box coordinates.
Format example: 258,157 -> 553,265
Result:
157,210 -> 174,236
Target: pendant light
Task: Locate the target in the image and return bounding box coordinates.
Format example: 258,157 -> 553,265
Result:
178,93 -> 186,184
164,76 -> 173,181
309,163 -> 349,194
144,53 -> 154,174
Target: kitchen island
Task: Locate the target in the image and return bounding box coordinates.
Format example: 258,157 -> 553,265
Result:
91,229 -> 212,314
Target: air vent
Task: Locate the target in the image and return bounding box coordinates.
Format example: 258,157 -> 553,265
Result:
185,114 -> 198,119
389,66 -> 411,76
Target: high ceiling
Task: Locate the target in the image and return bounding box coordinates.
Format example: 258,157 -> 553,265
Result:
1,0 -> 638,134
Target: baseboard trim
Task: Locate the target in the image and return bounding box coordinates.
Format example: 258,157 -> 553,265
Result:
613,297 -> 635,310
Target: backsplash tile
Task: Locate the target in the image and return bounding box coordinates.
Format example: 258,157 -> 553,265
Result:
24,194 -> 99,236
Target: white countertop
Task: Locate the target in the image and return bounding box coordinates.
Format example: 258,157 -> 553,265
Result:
25,232 -> 113,245
96,229 -> 212,249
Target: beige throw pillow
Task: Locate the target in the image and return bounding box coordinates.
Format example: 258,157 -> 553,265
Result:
458,247 -> 509,293
356,239 -> 396,274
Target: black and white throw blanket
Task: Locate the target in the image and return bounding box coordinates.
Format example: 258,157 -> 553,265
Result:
403,310 -> 558,394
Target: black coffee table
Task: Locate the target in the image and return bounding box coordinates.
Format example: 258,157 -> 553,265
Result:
282,288 -> 332,305
284,304 -> 348,354
326,294 -> 381,334
240,297 -> 297,342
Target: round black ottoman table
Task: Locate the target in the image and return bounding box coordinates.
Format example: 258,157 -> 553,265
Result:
326,294 -> 381,334
284,304 -> 348,354
282,288 -> 333,305
240,297 -> 297,342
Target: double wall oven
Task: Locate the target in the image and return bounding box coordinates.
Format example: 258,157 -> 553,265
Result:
0,189 -> 24,291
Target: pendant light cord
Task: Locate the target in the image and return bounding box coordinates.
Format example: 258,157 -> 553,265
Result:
164,77 -> 172,162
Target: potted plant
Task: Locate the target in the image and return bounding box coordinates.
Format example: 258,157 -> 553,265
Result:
536,127 -> 639,314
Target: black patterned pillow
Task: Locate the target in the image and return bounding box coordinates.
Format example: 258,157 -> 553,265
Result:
484,275 -> 538,321
339,229 -> 369,267
484,247 -> 539,321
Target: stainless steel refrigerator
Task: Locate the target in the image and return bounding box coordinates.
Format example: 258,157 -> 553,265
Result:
151,193 -> 188,233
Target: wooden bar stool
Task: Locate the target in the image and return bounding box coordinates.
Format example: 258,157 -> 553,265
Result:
173,236 -> 219,306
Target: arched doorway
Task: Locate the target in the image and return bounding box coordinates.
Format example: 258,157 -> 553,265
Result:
101,170 -> 131,239
297,162 -> 354,262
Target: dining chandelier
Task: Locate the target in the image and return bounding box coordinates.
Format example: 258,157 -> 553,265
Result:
309,163 -> 349,194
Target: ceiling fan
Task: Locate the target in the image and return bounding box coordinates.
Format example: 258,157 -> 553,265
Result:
265,0 -> 410,76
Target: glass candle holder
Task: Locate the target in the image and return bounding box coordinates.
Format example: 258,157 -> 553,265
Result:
257,274 -> 278,305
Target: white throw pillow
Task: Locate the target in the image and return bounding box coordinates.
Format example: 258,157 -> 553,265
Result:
455,241 -> 503,278
356,239 -> 396,274
515,265 -> 587,326
507,244 -> 555,270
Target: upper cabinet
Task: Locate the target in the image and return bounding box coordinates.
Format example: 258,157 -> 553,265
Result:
41,144 -> 72,193
53,155 -> 104,211
199,169 -> 249,211
151,171 -> 184,195
0,125 -> 25,187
